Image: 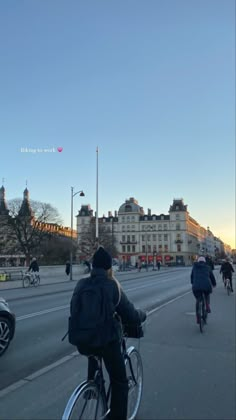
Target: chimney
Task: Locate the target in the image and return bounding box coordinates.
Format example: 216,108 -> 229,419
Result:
108,211 -> 112,217
115,210 -> 118,217
148,208 -> 151,216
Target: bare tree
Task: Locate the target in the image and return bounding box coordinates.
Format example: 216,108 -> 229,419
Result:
78,221 -> 118,261
3,199 -> 63,265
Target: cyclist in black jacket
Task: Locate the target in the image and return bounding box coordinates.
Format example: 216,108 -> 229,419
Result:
72,246 -> 146,420
220,258 -> 234,292
191,256 -> 216,323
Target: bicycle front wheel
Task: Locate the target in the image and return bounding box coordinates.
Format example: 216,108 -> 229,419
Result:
126,347 -> 143,420
23,276 -> 30,288
62,381 -> 107,420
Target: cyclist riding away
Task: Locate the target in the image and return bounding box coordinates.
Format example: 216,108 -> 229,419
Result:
220,258 -> 234,292
69,246 -> 146,420
191,256 -> 216,324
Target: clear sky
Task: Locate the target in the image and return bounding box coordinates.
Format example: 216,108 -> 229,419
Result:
0,1 -> 235,248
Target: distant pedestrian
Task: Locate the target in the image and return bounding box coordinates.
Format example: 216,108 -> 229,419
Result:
84,260 -> 91,273
137,259 -> 142,272
157,261 -> 161,271
65,261 -> 70,276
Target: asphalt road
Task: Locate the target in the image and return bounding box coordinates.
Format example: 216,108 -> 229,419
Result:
0,267 -> 235,420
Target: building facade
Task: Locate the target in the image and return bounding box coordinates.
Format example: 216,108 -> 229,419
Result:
76,197 -> 230,266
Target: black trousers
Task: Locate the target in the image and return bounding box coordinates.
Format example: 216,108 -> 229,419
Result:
87,340 -> 128,420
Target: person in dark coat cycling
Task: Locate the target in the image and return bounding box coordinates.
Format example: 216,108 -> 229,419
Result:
71,246 -> 146,420
191,256 -> 216,323
28,257 -> 39,273
220,258 -> 234,292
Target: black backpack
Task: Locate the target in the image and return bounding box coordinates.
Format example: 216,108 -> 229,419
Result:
68,281 -> 117,355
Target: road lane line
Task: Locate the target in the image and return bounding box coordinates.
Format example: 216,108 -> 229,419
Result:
147,290 -> 191,315
16,305 -> 69,321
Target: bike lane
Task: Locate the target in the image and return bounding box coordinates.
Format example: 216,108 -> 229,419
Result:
0,281 -> 235,420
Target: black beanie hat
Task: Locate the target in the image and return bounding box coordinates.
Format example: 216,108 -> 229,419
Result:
92,246 -> 112,270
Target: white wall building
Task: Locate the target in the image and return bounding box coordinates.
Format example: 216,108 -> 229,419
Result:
76,197 -> 231,266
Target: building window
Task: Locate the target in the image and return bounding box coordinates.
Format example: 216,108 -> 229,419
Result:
131,225 -> 135,231
132,245 -> 135,252
127,235 -> 130,242
147,234 -> 151,241
127,216 -> 130,222
127,245 -> 130,252
148,245 -> 151,253
176,214 -> 180,220
142,225 -> 145,231
158,225 -> 162,230
164,224 -> 167,230
152,225 -> 156,230
132,216 -> 135,221
152,216 -> 156,220
122,216 -> 125,222
158,234 -> 162,241
161,215 -> 164,220
164,234 -> 168,241
132,235 -> 135,242
176,224 -> 180,230
153,234 -> 156,241
122,225 -> 125,231
159,245 -> 162,250
177,244 -> 181,252
164,244 -> 168,251
122,245 -> 125,252
142,235 -> 145,242
153,245 -> 157,252
142,245 -> 145,253
122,235 -> 125,242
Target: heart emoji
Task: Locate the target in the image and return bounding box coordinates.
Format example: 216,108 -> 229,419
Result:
57,147 -> 63,152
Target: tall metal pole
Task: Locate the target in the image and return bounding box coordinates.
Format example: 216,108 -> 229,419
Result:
95,146 -> 99,244
70,187 -> 73,281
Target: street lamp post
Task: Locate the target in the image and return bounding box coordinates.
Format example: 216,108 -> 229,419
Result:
153,251 -> 156,270
70,187 -> 85,281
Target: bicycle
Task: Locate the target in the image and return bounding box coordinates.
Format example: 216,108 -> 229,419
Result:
225,277 -> 232,296
196,292 -> 208,333
62,323 -> 145,420
23,272 -> 40,288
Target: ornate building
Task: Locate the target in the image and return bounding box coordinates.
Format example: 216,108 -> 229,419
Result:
76,197 -> 230,266
0,185 -> 75,266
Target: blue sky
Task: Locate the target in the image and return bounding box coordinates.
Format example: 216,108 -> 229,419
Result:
0,0 -> 235,247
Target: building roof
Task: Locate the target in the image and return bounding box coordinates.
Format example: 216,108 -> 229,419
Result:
118,197 -> 144,214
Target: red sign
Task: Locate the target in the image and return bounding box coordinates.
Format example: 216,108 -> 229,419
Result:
156,255 -> 163,262
165,255 -> 171,261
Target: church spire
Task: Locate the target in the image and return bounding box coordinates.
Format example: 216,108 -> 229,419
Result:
18,186 -> 33,217
0,184 -> 9,216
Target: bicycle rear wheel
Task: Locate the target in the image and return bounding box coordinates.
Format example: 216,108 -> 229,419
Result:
126,347 -> 143,420
34,274 -> 40,287
227,280 -> 231,295
199,297 -> 207,333
62,381 -> 107,420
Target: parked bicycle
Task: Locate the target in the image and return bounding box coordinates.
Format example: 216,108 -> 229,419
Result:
23,272 -> 40,288
62,323 -> 145,420
196,292 -> 208,333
